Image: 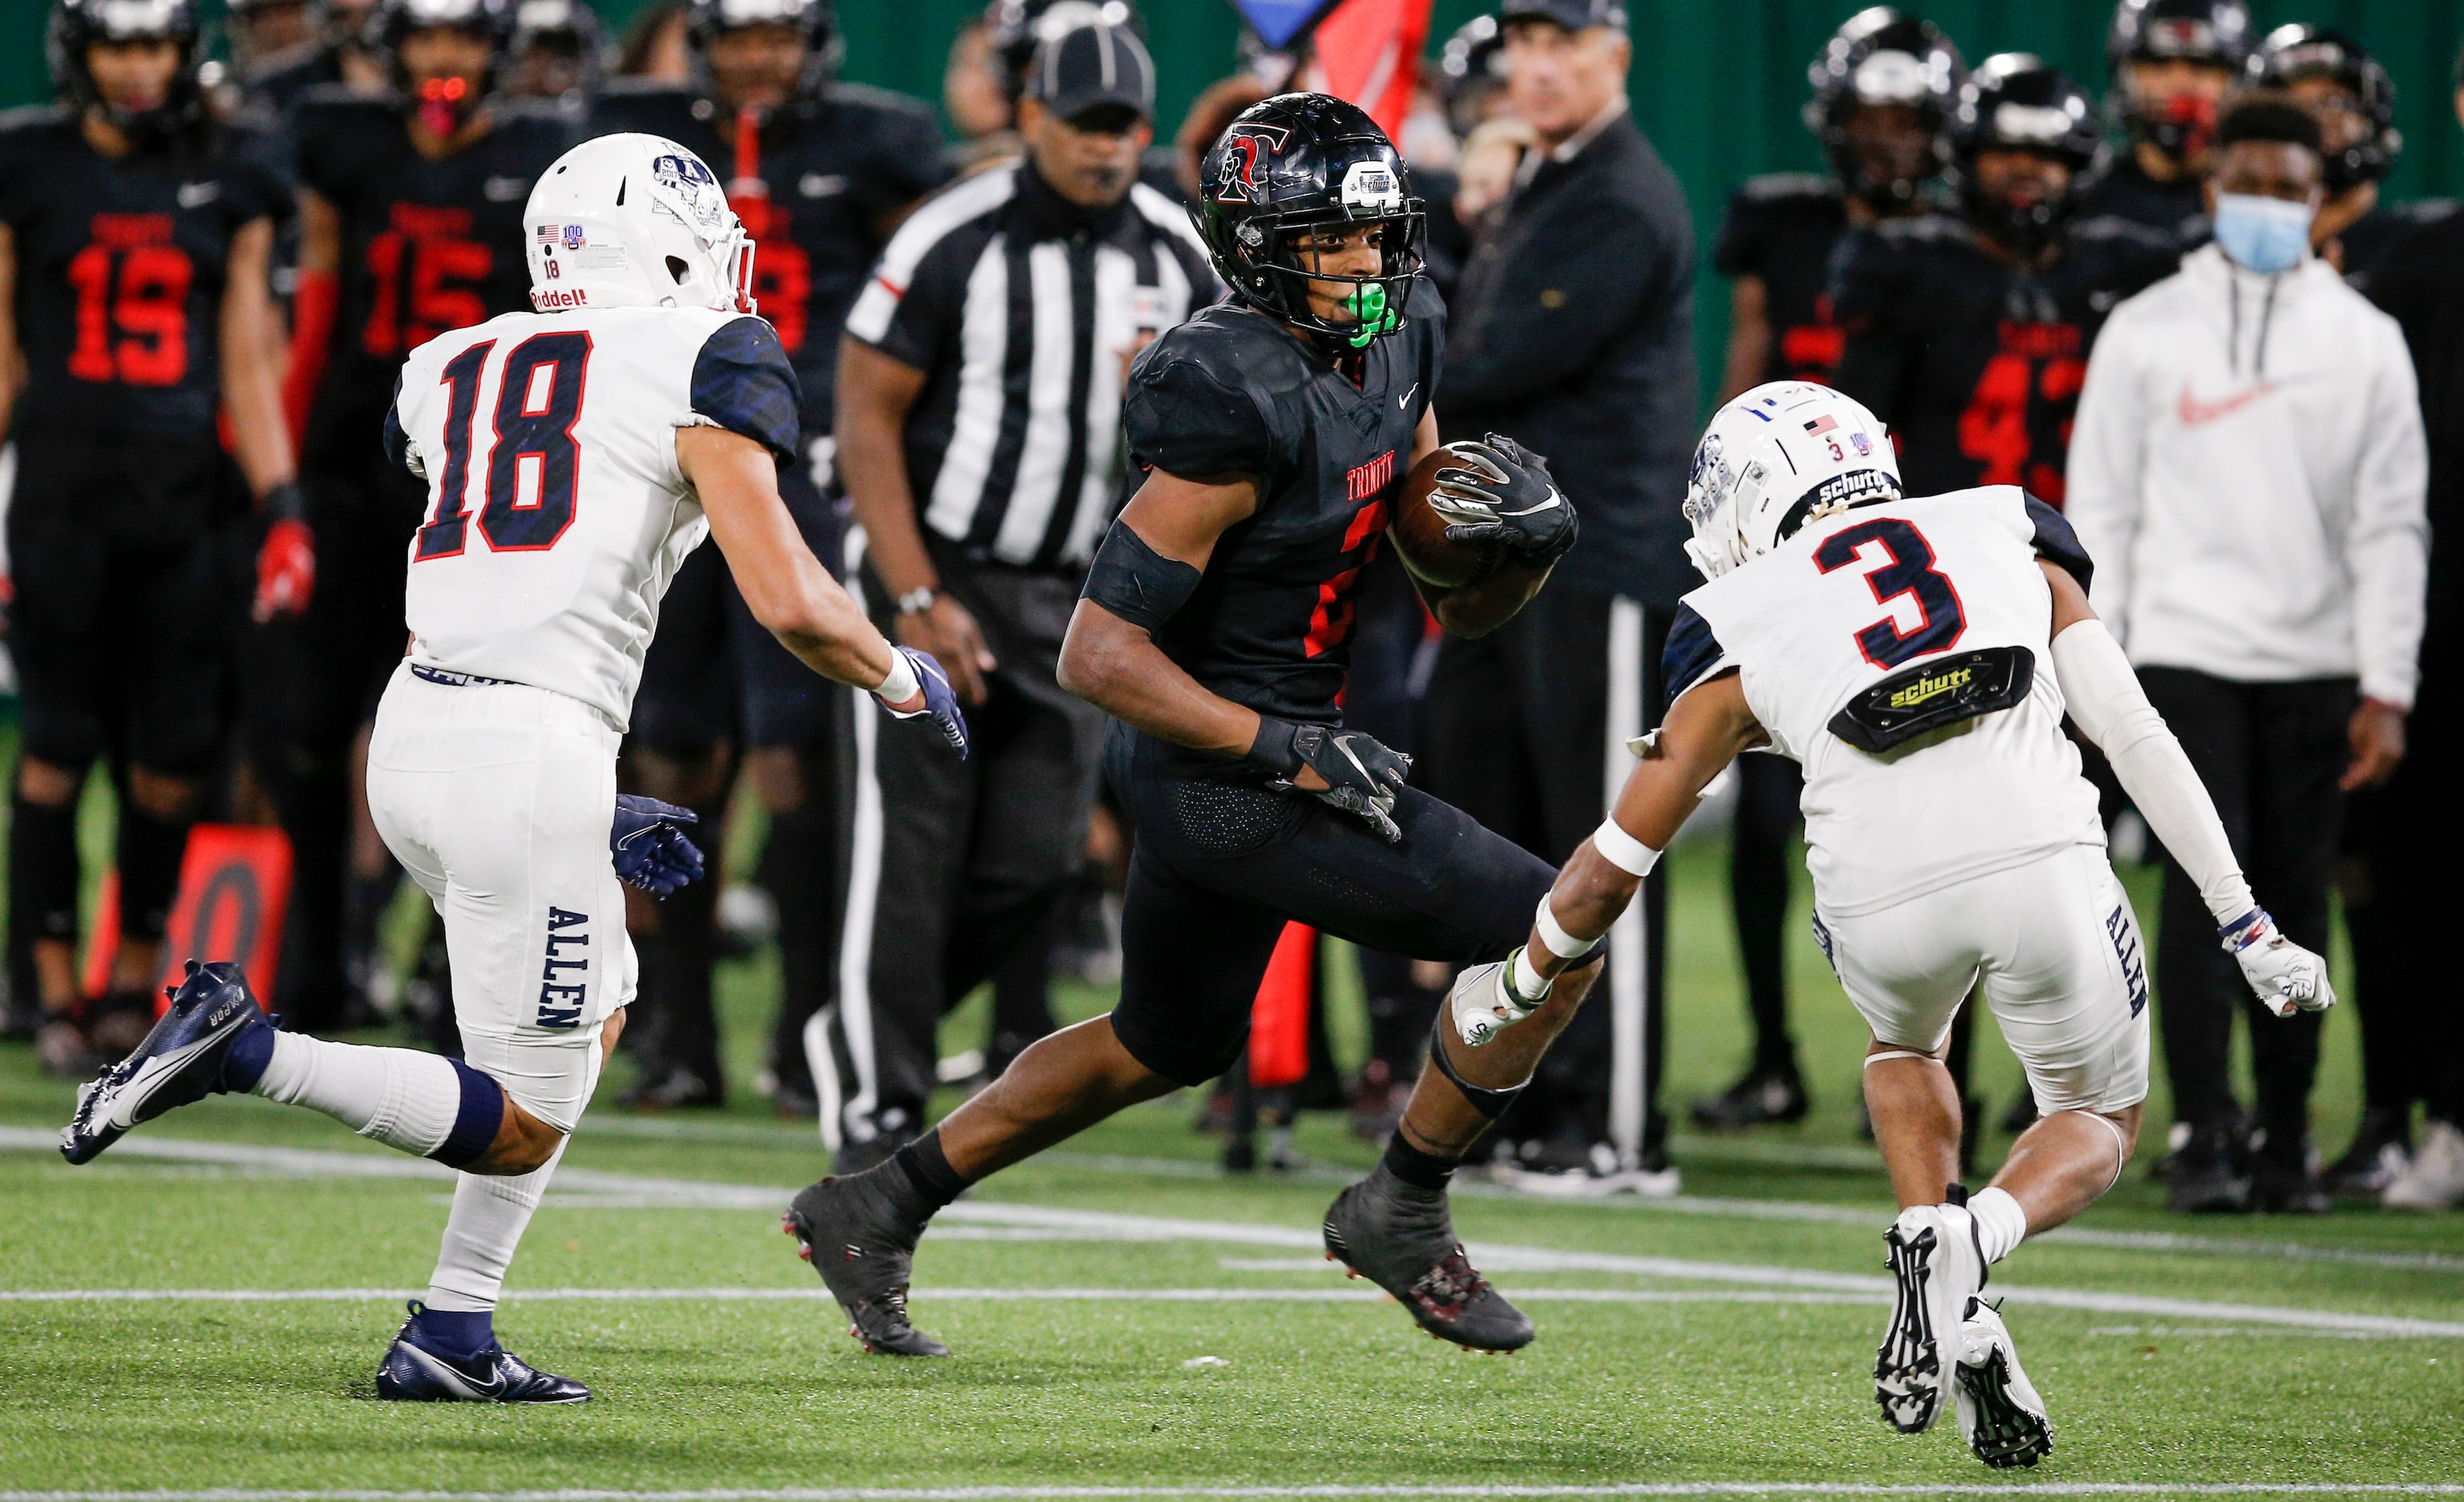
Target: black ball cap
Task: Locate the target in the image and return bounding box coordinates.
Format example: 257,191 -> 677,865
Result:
1025,20 -> 1155,126
1498,0 -> 1627,34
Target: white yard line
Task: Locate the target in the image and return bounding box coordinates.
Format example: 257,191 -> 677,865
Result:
0,1287 -> 1880,1307
6,1129 -> 2459,1339
6,1484 -> 2464,1500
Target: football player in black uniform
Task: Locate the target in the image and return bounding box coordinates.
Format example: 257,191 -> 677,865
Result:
2076,0 -> 2250,247
1832,55 -> 2175,507
278,0 -> 573,1032
0,0 -> 298,1065
1697,7 -> 1960,1132
589,0 -> 944,1109
2250,26 -> 2431,296
783,96 -> 1585,1359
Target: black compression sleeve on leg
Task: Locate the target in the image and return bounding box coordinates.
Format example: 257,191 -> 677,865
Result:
1381,1132 -> 1460,1191
116,802 -> 194,942
893,1128 -> 969,1208
10,794 -> 81,953
1425,1012 -> 1529,1120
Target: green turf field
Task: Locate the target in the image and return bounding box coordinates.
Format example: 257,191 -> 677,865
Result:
2,836 -> 2458,1499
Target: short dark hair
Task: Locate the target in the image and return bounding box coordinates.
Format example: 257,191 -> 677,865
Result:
2214,97 -> 2324,156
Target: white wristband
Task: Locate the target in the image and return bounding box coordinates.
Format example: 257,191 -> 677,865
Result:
872,648 -> 921,706
1590,817 -> 1663,877
1504,947 -> 1555,1006
1533,893 -> 1598,959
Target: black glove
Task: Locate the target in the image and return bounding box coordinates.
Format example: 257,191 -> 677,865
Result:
611,795 -> 705,898
1252,717 -> 1412,843
1425,433 -> 1578,565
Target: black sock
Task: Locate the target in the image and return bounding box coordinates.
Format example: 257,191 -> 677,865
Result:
1381,1132 -> 1460,1192
892,1129 -> 968,1210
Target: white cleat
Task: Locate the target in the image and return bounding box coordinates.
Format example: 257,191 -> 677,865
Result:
1953,1299 -> 2054,1468
2382,1121 -> 2464,1212
1874,1201 -> 1987,1434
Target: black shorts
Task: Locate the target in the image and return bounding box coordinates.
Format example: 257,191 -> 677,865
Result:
1104,726 -> 1555,1086
9,433 -> 236,774
728,461 -> 845,749
631,541 -> 741,754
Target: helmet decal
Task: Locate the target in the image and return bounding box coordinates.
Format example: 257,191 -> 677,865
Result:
1213,123 -> 1288,204
651,151 -> 727,229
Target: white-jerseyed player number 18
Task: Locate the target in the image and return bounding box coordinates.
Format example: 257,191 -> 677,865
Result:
414,330 -> 593,561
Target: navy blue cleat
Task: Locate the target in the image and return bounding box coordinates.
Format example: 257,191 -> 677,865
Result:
375,1301 -> 590,1404
61,961 -> 278,1166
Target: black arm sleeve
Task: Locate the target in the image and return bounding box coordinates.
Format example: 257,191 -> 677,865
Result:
2023,493 -> 2094,593
691,315 -> 804,464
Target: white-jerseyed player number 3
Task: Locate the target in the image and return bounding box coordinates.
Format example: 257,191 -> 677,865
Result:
415,330 -> 593,561
1812,516 -> 1968,669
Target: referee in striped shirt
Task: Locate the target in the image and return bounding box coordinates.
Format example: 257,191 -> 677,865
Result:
821,19 -> 1216,1168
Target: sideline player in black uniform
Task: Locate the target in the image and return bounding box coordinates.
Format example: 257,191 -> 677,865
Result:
0,0 -> 300,1065
589,0 -> 945,1108
278,0 -> 573,1032
2076,0 -> 2249,248
783,95 -> 1587,1358
2251,26 -> 2435,296
1697,6 -> 1961,1132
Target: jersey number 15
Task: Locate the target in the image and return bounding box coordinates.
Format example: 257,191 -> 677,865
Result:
415,331 -> 590,561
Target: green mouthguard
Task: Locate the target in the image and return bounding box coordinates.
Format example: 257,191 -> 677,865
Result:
1340,283 -> 1400,348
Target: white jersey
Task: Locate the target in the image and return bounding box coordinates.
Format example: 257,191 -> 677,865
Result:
1671,485 -> 2104,917
385,304 -> 802,728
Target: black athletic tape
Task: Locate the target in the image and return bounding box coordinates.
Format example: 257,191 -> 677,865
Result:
1425,1012 -> 1528,1121
1082,517 -> 1202,634
429,1058 -> 509,1169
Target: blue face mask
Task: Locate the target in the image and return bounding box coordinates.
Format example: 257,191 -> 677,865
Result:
2211,193 -> 2314,275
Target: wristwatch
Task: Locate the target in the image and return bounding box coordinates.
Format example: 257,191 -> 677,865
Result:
895,585 -> 936,617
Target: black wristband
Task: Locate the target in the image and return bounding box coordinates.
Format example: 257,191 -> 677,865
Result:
1248,714 -> 1302,777
260,479 -> 306,525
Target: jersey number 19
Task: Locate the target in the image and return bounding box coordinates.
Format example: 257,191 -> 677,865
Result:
415,331 -> 591,561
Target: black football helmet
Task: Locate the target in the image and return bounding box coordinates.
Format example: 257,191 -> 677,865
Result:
1436,14 -> 1508,138
1195,93 -> 1425,358
1803,7 -> 1964,210
507,0 -> 601,101
1951,54 -> 2100,258
2250,25 -> 2398,193
48,0 -> 207,144
984,0 -> 1135,103
370,0 -> 515,114
688,0 -> 841,97
2107,0 -> 2250,157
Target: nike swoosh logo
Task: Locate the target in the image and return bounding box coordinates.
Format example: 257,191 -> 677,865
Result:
403,1340 -> 509,1398
1398,383 -> 1418,410
2176,381 -> 2275,426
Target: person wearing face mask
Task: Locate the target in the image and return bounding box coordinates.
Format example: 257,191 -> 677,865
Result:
2077,0 -> 2250,250
2248,26 -> 2433,298
2066,98 -> 2427,1216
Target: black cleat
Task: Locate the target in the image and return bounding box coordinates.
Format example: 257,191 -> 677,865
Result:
1688,1069 -> 1808,1129
374,1302 -> 589,1404
62,961 -> 278,1166
783,1172 -> 948,1356
1323,1163 -> 1532,1352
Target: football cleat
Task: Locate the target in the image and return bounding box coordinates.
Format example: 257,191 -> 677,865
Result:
782,1172 -> 948,1356
375,1302 -> 589,1404
61,961 -> 278,1166
1874,1201 -> 1987,1434
1323,1163 -> 1532,1352
1952,1299 -> 2053,1468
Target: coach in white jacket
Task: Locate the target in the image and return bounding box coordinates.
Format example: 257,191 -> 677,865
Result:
2068,98 -> 2427,1216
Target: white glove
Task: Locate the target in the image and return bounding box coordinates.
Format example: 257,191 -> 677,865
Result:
2221,909 -> 2334,1019
1450,951 -> 1551,1047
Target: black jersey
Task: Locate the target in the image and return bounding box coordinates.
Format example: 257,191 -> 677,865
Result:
0,107 -> 291,439
589,82 -> 947,433
1712,173 -> 1851,383
1830,212 -> 2176,504
294,88 -> 573,458
2074,154 -> 2206,251
1121,290 -> 1444,730
2334,200 -> 2458,299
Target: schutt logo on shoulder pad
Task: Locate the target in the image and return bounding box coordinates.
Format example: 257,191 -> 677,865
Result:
1886,665 -> 1974,711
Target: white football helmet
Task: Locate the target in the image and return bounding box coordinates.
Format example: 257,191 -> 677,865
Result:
1681,381 -> 1901,581
522,133 -> 755,316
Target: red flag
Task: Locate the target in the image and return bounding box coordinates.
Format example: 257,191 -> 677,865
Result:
1310,0 -> 1432,146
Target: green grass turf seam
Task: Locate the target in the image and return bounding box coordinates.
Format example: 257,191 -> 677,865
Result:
6,1484 -> 2464,1498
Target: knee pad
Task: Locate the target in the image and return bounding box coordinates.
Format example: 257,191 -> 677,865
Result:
116,803 -> 195,943
1425,1013 -> 1529,1120
10,794 -> 81,946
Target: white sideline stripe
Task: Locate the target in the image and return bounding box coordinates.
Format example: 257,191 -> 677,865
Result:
6,1484 -> 2464,1500
0,1287 -> 1881,1308
9,1130 -> 2461,1338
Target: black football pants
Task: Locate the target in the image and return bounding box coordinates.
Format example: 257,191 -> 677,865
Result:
2139,669 -> 2352,1164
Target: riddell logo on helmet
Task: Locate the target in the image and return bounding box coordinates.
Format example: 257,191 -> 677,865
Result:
534,286 -> 590,309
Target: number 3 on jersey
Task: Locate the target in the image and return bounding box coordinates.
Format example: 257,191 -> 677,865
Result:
415,331 -> 591,561
1812,517 -> 1967,668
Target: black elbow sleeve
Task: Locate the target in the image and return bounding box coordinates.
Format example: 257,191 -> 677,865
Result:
1082,517 -> 1202,634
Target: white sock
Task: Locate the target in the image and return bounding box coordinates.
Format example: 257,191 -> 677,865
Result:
251,1033 -> 486,1159
1970,1186 -> 2029,1264
426,1138 -> 567,1312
